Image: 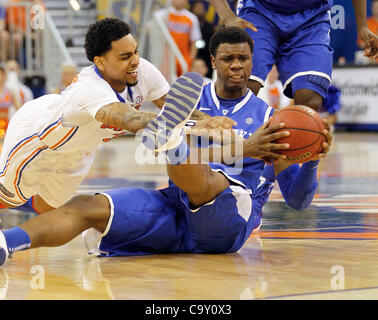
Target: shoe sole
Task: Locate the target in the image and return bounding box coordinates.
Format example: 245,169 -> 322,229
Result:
142,72 -> 204,152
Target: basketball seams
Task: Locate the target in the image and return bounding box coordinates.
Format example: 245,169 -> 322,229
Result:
269,106 -> 326,162
277,108 -> 321,132
281,127 -> 325,151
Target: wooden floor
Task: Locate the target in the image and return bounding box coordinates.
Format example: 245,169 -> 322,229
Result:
0,131 -> 378,300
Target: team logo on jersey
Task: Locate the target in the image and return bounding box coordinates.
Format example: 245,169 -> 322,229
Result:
245,117 -> 253,125
135,96 -> 143,104
0,183 -> 15,198
198,106 -> 211,111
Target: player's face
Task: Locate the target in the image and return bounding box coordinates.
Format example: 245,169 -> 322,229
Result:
211,42 -> 252,95
102,34 -> 140,89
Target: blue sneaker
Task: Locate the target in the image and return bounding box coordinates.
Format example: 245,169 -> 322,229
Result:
0,231 -> 9,267
142,72 -> 204,152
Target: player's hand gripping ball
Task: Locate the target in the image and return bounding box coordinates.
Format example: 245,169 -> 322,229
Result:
268,105 -> 326,163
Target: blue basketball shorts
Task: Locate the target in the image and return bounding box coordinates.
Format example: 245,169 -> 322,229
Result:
85,183 -> 262,257
239,4 -> 333,98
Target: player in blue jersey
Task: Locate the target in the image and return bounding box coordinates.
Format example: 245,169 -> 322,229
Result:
0,27 -> 333,265
208,0 -> 378,111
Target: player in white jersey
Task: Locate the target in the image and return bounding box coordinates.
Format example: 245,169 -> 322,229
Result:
0,18 -> 206,214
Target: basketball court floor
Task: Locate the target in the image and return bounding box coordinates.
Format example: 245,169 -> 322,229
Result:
0,131 -> 377,300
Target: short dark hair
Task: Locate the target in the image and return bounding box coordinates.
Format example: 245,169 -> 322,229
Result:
209,26 -> 254,57
84,18 -> 131,62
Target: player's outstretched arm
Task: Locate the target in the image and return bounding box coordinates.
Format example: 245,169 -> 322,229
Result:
352,0 -> 378,60
272,124 -> 333,210
95,102 -> 157,133
207,0 -> 257,32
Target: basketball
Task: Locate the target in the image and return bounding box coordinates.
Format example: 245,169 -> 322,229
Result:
269,105 -> 326,163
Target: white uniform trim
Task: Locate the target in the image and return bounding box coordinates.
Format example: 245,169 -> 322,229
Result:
230,185 -> 253,222
264,106 -> 273,123
231,90 -> 253,114
249,75 -> 265,86
210,82 -> 220,110
81,192 -> 115,256
282,71 -> 332,93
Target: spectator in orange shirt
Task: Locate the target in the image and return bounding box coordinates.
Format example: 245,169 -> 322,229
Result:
6,0 -> 45,60
156,0 -> 202,77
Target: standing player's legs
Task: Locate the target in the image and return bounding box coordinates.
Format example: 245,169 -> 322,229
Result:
238,8 -> 280,96
277,12 -> 333,111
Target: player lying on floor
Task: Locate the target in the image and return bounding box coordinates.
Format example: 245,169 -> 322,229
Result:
0,27 -> 332,266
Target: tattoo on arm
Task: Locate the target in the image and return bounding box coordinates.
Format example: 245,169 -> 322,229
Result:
152,94 -> 166,109
95,102 -> 157,133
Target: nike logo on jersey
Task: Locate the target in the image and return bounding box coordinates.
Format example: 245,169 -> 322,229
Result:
198,107 -> 212,111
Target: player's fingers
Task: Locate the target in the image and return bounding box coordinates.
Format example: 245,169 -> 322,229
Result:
321,141 -> 330,153
323,129 -> 333,145
265,142 -> 290,151
265,130 -> 290,143
322,119 -> 330,131
265,122 -> 286,133
260,151 -> 287,160
241,20 -> 258,32
220,117 -> 237,129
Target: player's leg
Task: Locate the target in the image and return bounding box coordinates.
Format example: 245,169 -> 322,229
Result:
237,8 -> 280,96
86,187 -> 184,256
277,11 -> 333,111
167,162 -> 230,208
12,195 -> 56,214
247,80 -> 263,97
17,194 -> 109,248
0,194 -> 111,266
178,183 -> 260,253
293,88 -> 324,112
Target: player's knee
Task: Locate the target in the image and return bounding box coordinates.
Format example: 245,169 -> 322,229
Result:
187,170 -> 229,207
64,194 -> 110,231
294,89 -> 323,111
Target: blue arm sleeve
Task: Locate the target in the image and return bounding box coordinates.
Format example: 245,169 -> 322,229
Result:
276,160 -> 319,210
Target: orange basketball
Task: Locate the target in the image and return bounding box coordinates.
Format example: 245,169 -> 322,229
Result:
269,105 -> 326,163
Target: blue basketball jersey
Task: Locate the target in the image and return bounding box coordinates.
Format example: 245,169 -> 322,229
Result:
237,0 -> 333,14
194,82 -> 274,194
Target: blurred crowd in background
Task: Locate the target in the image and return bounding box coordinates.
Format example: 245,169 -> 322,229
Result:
0,0 -> 376,139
